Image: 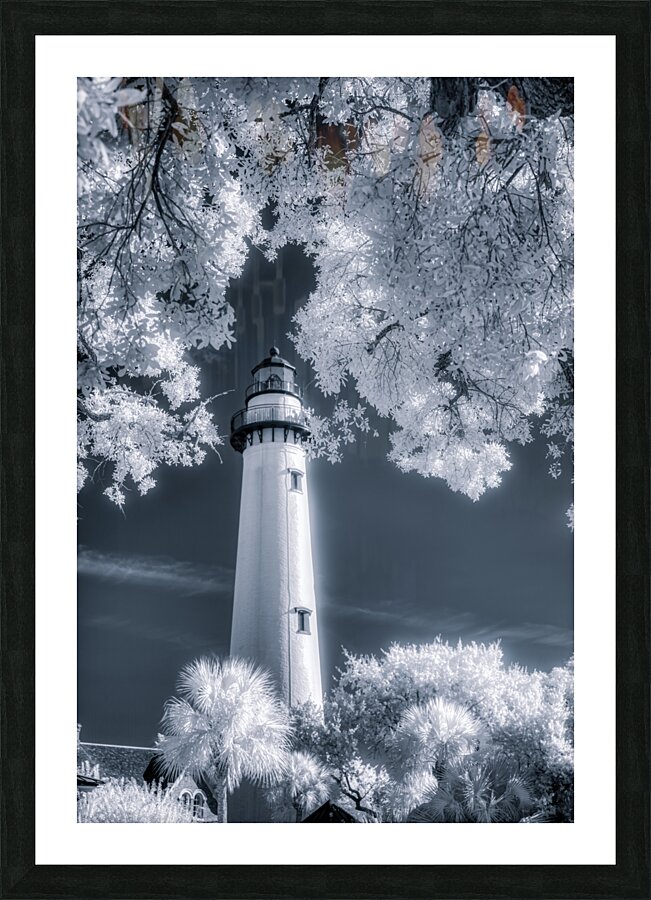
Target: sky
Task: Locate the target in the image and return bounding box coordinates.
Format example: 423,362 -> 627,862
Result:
77,242 -> 573,748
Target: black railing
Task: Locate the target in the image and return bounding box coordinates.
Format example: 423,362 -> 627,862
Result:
245,379 -> 302,402
230,404 -> 309,433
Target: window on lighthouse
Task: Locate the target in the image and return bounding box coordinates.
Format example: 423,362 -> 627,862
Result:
289,470 -> 303,492
296,608 -> 311,634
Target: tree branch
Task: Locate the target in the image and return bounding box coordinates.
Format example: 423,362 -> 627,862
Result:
77,398 -> 111,422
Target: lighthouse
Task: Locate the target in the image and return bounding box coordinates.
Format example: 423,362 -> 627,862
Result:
229,348 -> 323,708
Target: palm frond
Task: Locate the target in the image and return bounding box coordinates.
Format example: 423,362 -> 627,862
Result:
157,655 -> 291,801
393,697 -> 483,771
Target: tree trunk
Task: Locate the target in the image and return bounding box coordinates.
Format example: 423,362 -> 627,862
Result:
218,779 -> 228,823
204,773 -> 228,823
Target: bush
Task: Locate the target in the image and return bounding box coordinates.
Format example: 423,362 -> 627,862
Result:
291,639 -> 574,822
77,778 -> 195,823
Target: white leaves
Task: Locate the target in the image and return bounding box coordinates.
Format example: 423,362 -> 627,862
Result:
392,697 -> 483,771
305,401 -> 370,464
566,502 -> 574,531
389,430 -> 512,502
265,751 -> 332,821
78,77 -> 573,506
77,462 -> 88,492
297,636 -> 573,821
78,373 -> 222,506
157,656 -> 291,795
77,778 -> 195,824
522,350 -> 549,381
160,364 -> 200,410
115,87 -> 146,108
280,82 -> 572,498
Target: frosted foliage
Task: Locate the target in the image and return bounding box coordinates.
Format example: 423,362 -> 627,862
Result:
156,656 -> 290,796
292,637 -> 573,821
285,83 -> 573,500
265,751 -> 332,821
77,778 -> 194,823
334,641 -> 573,768
305,400 -> 372,464
566,502 -> 574,531
392,697 -> 483,770
78,77 -> 253,504
382,770 -> 439,823
79,77 -> 573,504
408,755 -> 534,823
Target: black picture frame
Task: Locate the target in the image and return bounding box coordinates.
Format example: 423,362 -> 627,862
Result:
1,2 -> 648,897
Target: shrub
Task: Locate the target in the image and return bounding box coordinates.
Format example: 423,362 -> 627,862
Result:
77,778 -> 195,823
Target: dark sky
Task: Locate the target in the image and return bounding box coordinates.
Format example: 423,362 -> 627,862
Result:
78,243 -> 573,747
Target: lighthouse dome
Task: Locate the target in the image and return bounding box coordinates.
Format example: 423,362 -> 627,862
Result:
246,346 -> 302,402
251,345 -> 296,375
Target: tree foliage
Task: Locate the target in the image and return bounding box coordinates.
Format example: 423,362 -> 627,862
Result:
78,76 -> 573,506
407,754 -> 534,823
264,750 -> 332,822
155,655 -> 291,822
291,639 -> 573,822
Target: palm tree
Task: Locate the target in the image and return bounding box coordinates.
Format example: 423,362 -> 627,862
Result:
266,751 -> 332,822
392,697 -> 483,777
155,656 -> 291,822
407,755 -> 533,823
384,770 -> 439,823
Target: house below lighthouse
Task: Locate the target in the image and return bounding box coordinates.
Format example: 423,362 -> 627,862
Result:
229,347 -> 323,708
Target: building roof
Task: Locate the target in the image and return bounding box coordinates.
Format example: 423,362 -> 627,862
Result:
251,346 -> 296,375
77,736 -> 220,820
142,756 -> 220,818
79,742 -> 156,781
77,772 -> 105,788
301,800 -> 358,823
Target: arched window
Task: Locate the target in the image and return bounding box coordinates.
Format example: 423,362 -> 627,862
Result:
193,790 -> 206,820
179,790 -> 192,811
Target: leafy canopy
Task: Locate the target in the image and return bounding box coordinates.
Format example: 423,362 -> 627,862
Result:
78,77 -> 573,506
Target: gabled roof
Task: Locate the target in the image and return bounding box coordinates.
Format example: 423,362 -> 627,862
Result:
79,742 -> 156,781
301,800 -> 357,823
79,740 -> 220,817
77,772 -> 105,788
142,756 -> 220,818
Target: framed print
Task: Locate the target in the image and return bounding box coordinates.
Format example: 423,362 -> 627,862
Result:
1,2 -> 649,898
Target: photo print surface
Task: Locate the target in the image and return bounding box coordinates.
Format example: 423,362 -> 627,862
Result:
77,76 -> 574,825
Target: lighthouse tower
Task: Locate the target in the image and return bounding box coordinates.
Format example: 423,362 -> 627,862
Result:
230,348 -> 323,708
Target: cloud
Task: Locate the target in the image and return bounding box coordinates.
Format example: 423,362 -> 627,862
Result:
77,548 -> 234,597
322,595 -> 476,633
83,613 -> 220,651
471,621 -> 574,648
323,595 -> 572,648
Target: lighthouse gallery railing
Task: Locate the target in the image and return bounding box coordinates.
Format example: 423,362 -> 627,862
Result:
230,404 -> 309,433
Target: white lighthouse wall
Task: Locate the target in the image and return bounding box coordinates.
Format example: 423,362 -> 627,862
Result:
230,437 -> 322,707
